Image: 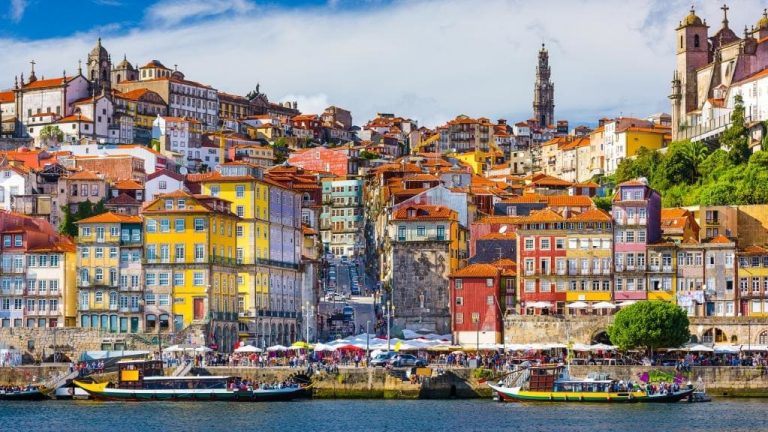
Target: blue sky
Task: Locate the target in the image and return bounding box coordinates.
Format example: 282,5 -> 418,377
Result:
1,0 -> 765,127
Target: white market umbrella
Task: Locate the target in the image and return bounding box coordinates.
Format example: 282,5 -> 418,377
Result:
617,300 -> 637,307
566,301 -> 589,309
162,345 -> 182,353
234,345 -> 262,353
592,302 -> 616,309
528,301 -> 552,308
312,343 -> 337,352
266,345 -> 289,352
686,344 -> 714,352
195,346 -> 213,353
572,343 -> 592,351
590,343 -> 616,351
713,344 -> 741,354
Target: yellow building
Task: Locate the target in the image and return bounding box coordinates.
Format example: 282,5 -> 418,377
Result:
76,212 -> 144,333
619,127 -> 671,157
564,209 -> 614,305
141,191 -> 240,351
738,245 -> 768,317
647,243 -> 677,302
197,163 -> 270,324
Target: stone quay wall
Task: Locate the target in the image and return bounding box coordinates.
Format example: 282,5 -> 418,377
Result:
504,315 -> 768,345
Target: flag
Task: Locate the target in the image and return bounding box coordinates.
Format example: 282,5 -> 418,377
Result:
394,341 -> 401,352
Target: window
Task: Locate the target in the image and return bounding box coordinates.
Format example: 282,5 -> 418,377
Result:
236,206 -> 244,217
175,244 -> 185,262
193,272 -> 204,286
236,226 -> 243,237
524,238 -> 534,250
194,218 -> 205,231
146,219 -> 157,232
160,219 -> 170,232
456,296 -> 463,305
14,235 -> 22,247
625,231 -> 635,243
455,279 -> 463,290
487,295 -> 494,305
95,247 -> 104,258
159,181 -> 167,190
524,280 -> 535,293
471,312 -> 480,323
95,268 -> 104,282
95,291 -> 103,303
195,244 -> 205,262
455,313 -> 463,324
416,226 -> 426,236
174,219 -> 185,232
174,273 -> 184,286
235,185 -> 245,198
159,273 -> 170,286
540,238 -> 550,250
159,294 -> 170,306
555,238 -> 565,250
146,273 -> 156,286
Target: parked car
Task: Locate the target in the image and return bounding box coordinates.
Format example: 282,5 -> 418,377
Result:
389,354 -> 427,368
370,352 -> 397,367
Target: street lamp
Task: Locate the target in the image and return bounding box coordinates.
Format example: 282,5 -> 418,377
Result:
301,301 -> 314,344
366,320 -> 371,366
385,300 -> 395,352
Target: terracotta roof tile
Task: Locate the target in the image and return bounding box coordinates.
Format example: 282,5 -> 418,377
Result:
392,205 -> 455,221
77,211 -> 142,224
114,179 -> 144,190
67,170 -> 103,181
450,263 -> 500,278
708,235 -> 733,244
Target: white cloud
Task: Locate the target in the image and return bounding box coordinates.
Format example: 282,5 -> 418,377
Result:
2,0 -> 766,127
279,93 -> 330,116
146,0 -> 255,27
9,0 -> 27,22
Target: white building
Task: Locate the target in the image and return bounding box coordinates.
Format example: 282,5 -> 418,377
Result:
0,165 -> 30,210
145,169 -> 185,201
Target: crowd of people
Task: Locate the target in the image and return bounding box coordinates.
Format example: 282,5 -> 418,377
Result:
0,385 -> 35,394
227,378 -> 298,391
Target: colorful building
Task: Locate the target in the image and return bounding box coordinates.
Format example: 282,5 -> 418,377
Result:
76,212 -> 144,332
646,242 -> 677,302
286,146 -> 360,177
141,191 -> 240,351
321,177 -> 364,257
738,245 -> 768,316
449,263 -> 503,346
563,209 -> 614,308
0,215 -> 76,328
612,179 -> 661,302
197,163 -> 271,344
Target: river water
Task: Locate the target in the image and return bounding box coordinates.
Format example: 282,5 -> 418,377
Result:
1,398 -> 759,432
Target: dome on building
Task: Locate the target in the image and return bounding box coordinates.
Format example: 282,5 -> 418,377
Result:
682,8 -> 703,27
89,38 -> 108,59
115,54 -> 135,71
757,10 -> 768,31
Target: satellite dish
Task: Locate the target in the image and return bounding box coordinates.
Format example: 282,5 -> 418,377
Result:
499,226 -> 508,234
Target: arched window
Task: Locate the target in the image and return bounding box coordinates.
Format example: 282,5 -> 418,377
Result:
680,35 -> 684,49
703,327 -> 727,343
694,34 -> 700,48
116,74 -> 121,83
759,331 -> 768,345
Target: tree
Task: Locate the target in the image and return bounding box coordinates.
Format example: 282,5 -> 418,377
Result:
607,301 -> 690,355
721,94 -> 751,165
592,196 -> 612,212
360,150 -> 379,160
39,125 -> 64,146
59,205 -> 77,237
680,140 -> 709,181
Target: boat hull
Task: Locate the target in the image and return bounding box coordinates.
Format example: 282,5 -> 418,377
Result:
488,384 -> 694,403
0,390 -> 48,401
74,380 -> 307,402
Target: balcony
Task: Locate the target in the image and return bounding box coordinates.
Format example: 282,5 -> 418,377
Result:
580,269 -> 590,276
649,265 -> 660,272
525,269 -> 535,276
705,219 -> 720,226
663,265 -> 672,272
556,269 -> 567,276
602,269 -> 611,275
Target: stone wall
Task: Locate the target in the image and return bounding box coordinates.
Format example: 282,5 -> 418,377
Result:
392,241 -> 451,334
504,315 -> 768,345
0,328 -> 159,363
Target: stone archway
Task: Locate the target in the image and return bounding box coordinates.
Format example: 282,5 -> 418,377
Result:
590,330 -> 611,345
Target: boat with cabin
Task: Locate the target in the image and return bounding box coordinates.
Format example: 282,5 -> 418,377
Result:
488,365 -> 694,403
0,385 -> 48,401
74,360 -> 307,402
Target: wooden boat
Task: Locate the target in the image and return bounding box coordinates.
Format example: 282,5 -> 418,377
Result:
0,386 -> 48,401
488,365 -> 694,403
74,360 -> 307,402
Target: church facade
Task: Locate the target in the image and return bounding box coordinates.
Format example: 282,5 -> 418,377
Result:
671,5 -> 768,146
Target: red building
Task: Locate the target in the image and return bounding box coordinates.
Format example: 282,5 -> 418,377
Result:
515,209 -> 568,315
287,146 -> 359,177
449,263 -> 505,346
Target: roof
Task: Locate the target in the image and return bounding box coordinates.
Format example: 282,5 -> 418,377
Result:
568,208 -> 612,222
21,76 -> 73,90
546,195 -> 594,207
106,193 -> 141,206
67,170 -> 103,181
517,208 -> 564,224
708,235 -> 733,245
113,179 -> 144,190
478,232 -> 517,240
392,205 -> 455,221
450,263 -> 500,278
147,168 -> 184,182
58,114 -> 92,123
740,245 -> 768,255
76,211 -> 142,224
0,91 -> 13,103
618,179 -> 648,187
